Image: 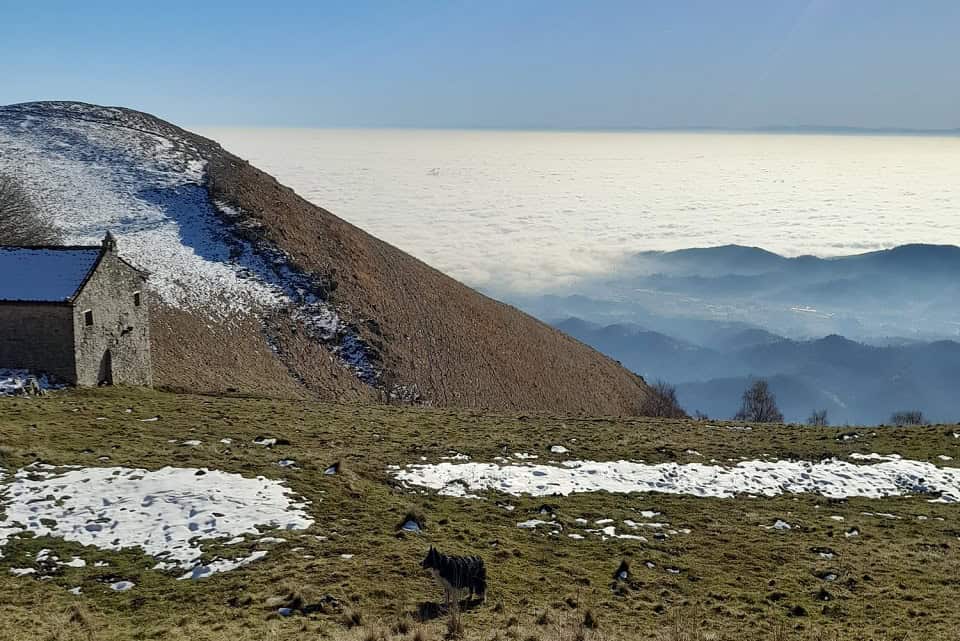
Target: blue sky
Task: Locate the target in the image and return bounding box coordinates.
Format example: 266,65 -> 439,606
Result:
4,1 -> 959,129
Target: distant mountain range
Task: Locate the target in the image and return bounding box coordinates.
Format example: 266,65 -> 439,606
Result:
528,244 -> 960,343
556,317 -> 960,425
507,242 -> 960,425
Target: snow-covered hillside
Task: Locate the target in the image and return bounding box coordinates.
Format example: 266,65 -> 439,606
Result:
0,103 -> 274,312
0,102 -> 376,381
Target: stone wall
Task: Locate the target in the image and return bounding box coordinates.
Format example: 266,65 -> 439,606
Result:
0,303 -> 77,382
72,252 -> 152,387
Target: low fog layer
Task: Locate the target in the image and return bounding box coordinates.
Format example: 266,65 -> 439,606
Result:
200,128 -> 960,293
195,129 -> 960,424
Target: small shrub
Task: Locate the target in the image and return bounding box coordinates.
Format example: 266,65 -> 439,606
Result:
342,608 -> 364,629
640,380 -> 688,419
734,379 -> 783,423
391,615 -> 414,636
891,410 -> 927,426
412,627 -> 430,641
582,609 -> 598,630
362,626 -> 389,641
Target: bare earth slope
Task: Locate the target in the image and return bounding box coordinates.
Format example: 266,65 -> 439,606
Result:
0,101 -> 650,414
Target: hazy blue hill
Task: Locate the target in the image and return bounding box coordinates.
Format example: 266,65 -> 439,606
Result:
589,243 -> 960,341
702,327 -> 783,352
556,317 -> 960,424
555,317 -> 731,382
530,242 -> 960,422
634,245 -> 788,276
633,243 -> 960,279
676,374 -> 846,424
836,244 -> 960,276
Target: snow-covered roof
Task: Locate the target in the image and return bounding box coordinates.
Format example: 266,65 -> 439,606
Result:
0,247 -> 102,302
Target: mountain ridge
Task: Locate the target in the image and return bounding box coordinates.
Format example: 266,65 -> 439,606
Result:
0,101 -> 651,414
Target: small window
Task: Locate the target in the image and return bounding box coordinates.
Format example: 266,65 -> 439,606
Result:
133,292 -> 142,307
84,310 -> 94,326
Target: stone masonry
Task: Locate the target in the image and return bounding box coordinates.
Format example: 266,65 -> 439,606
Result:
0,234 -> 152,386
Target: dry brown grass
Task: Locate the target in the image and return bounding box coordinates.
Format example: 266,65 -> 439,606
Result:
2,389 -> 959,640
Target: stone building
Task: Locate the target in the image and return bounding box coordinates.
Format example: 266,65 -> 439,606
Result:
0,233 -> 152,386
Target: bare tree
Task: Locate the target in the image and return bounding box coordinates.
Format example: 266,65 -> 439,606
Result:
734,379 -> 783,423
890,410 -> 927,427
807,409 -> 829,426
0,174 -> 61,245
640,380 -> 688,418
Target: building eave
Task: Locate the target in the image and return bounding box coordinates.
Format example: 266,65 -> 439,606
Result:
0,299 -> 74,307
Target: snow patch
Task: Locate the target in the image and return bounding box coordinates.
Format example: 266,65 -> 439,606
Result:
0,370 -> 62,396
849,453 -> 901,462
177,550 -> 269,580
393,457 -> 960,501
516,519 -> 555,529
0,465 -> 313,578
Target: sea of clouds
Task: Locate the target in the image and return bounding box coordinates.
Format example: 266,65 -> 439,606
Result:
199,128 -> 960,294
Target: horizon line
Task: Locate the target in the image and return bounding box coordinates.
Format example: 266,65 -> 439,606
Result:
191,123 -> 960,137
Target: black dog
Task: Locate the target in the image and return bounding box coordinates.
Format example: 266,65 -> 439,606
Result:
421,546 -> 487,606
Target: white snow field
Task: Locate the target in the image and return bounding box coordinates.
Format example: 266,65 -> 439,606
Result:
394,457 -> 960,501
0,465 -> 313,579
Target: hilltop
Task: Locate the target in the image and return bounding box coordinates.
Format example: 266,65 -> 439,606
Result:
0,101 -> 649,414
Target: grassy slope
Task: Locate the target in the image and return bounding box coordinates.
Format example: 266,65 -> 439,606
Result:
203,141 -> 652,416
1,388 -> 958,641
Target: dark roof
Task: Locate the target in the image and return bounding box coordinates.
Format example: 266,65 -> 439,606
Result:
0,245 -> 103,303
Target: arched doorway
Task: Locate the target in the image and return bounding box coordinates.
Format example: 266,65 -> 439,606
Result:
98,350 -> 114,386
